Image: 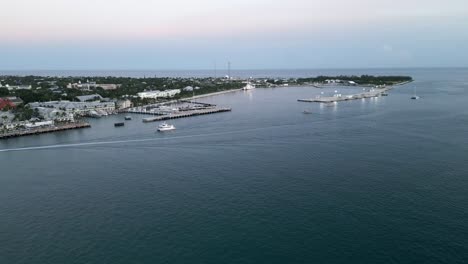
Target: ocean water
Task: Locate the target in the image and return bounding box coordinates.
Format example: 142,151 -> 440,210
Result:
1,68 -> 468,263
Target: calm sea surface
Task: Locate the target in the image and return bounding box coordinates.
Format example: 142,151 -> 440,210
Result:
1,68 -> 468,263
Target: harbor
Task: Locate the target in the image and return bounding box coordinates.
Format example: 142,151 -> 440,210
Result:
124,100 -> 232,122
298,87 -> 393,103
0,122 -> 91,139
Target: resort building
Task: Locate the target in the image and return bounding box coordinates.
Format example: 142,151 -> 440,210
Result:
29,100 -> 115,115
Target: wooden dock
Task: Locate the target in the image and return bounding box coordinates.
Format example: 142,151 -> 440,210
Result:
142,108 -> 232,122
0,122 -> 91,139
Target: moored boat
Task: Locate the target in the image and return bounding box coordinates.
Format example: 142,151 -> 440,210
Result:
114,122 -> 124,127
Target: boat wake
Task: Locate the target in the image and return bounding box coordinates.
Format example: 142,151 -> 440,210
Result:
0,123 -> 304,153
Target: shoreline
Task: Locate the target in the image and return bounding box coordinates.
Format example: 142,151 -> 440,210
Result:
0,122 -> 91,139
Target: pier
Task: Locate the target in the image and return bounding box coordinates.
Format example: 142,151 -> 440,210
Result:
298,87 -> 392,103
0,122 -> 91,139
142,108 -> 232,123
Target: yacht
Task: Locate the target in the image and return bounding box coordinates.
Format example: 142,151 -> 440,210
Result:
157,122 -> 176,132
242,83 -> 255,90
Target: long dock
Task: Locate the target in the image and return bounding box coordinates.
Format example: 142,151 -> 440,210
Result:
142,108 -> 232,122
298,87 -> 392,103
0,122 -> 91,139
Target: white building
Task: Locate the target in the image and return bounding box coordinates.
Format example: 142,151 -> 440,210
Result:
29,100 -> 115,114
25,120 -> 54,129
137,89 -> 181,99
97,84 -> 119,90
4,85 -> 32,91
116,99 -> 132,109
67,81 -> 96,91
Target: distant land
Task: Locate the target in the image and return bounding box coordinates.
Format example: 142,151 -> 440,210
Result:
1,74 -> 412,138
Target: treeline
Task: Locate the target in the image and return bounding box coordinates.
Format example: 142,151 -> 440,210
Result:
1,75 -> 245,104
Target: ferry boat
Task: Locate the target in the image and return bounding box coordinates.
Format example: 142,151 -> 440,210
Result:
114,122 -> 124,127
157,122 -> 176,132
242,83 -> 255,90
124,116 -> 132,120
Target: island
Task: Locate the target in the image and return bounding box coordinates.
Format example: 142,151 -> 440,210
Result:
0,74 -> 412,138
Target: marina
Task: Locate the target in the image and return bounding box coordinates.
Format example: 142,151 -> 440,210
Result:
124,100 -> 232,123
297,87 -> 393,103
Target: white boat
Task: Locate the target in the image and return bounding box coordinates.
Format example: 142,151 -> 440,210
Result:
242,83 -> 255,90
157,122 -> 176,132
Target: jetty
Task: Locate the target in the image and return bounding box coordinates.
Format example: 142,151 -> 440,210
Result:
298,87 -> 392,103
0,122 -> 91,139
142,107 -> 231,122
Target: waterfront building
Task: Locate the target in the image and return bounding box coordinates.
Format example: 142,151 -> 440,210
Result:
29,100 -> 115,115
24,120 -> 54,129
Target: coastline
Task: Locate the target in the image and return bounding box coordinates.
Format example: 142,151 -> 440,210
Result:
0,122 -> 91,139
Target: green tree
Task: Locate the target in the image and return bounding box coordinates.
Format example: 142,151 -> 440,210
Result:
0,87 -> 9,97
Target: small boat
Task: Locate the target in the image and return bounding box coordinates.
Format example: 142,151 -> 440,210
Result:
303,110 -> 312,114
157,122 -> 176,132
325,102 -> 335,107
114,122 -> 125,127
381,92 -> 389,96
124,116 -> 132,120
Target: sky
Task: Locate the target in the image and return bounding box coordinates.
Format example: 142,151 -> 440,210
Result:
1,0 -> 468,70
